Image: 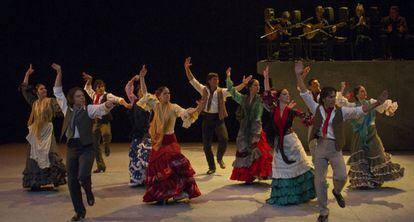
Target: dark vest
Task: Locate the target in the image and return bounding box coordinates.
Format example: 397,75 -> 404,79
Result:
310,105 -> 345,151
61,107 -> 93,146
97,94 -> 113,124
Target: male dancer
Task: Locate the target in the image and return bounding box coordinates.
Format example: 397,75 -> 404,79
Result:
295,60 -> 388,222
184,57 -> 247,174
82,72 -> 130,173
53,63 -> 115,221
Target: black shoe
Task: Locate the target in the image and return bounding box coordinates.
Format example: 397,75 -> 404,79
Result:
85,189 -> 95,206
206,169 -> 216,175
93,168 -> 105,174
71,212 -> 85,221
218,160 -> 226,169
30,184 -> 41,191
104,146 -> 110,157
317,214 -> 328,222
332,189 -> 346,208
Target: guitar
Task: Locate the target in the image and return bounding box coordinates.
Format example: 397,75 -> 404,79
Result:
263,22 -> 302,41
302,22 -> 346,39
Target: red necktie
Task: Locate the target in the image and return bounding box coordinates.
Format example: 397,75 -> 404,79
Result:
94,94 -> 102,105
322,107 -> 334,138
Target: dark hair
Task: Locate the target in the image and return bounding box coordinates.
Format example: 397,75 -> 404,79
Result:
390,6 -> 399,12
93,79 -> 106,90
247,79 -> 259,88
353,85 -> 364,102
33,83 -> 46,95
319,87 -> 337,105
308,78 -> 317,86
67,87 -> 85,107
206,72 -> 219,89
155,86 -> 168,97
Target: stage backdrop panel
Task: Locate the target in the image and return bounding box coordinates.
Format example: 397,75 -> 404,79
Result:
257,60 -> 414,151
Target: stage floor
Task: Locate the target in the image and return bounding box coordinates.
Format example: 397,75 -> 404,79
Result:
0,143 -> 413,222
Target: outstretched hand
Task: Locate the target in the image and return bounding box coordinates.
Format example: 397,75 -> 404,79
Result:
139,65 -> 147,78
288,100 -> 297,109
51,63 -> 61,73
226,67 -> 231,77
26,64 -> 34,76
294,60 -> 304,76
82,72 -> 93,82
184,57 -> 192,69
242,75 -> 253,85
302,66 -> 311,78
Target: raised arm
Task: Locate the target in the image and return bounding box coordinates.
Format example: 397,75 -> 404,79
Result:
125,75 -> 139,103
295,61 -> 318,114
185,57 -> 204,94
342,91 -> 389,120
82,72 -> 95,100
20,64 -> 37,106
139,65 -> 148,95
52,63 -> 68,115
184,57 -> 195,81
295,61 -> 308,93
263,65 -> 271,91
225,68 -> 245,105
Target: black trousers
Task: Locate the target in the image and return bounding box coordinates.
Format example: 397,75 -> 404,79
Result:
67,139 -> 95,214
201,113 -> 228,170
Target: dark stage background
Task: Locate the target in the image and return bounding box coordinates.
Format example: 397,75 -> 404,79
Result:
2,1 -> 414,146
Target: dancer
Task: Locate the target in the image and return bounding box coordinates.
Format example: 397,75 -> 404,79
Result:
124,66 -> 152,187
261,66 -> 315,205
53,63 -> 115,221
184,57 -> 245,174
138,65 -> 203,204
19,64 -> 66,190
337,83 -> 404,189
225,67 -> 272,184
82,72 -> 130,173
295,60 -> 389,222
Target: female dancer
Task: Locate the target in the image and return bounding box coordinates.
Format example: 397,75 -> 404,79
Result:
262,65 -> 316,206
19,64 -> 66,190
225,68 -> 272,184
338,83 -> 404,189
137,65 -> 203,204
124,66 -> 152,187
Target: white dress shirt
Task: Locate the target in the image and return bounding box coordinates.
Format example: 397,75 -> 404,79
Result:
53,86 -> 113,138
300,90 -> 366,140
189,78 -> 230,114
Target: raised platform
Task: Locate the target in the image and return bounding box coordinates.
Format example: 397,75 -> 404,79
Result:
257,60 -> 414,150
0,143 -> 413,222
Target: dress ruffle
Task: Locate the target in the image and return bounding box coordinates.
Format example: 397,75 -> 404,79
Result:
143,134 -> 201,202
231,131 -> 272,182
266,170 -> 316,206
129,136 -> 152,186
348,150 -> 404,188
23,151 -> 67,188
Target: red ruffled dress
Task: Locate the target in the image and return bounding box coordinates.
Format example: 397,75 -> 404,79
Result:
143,134 -> 201,202
230,130 -> 273,182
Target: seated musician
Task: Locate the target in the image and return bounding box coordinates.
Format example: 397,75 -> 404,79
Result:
303,6 -> 336,60
380,6 -> 408,59
350,4 -> 373,59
